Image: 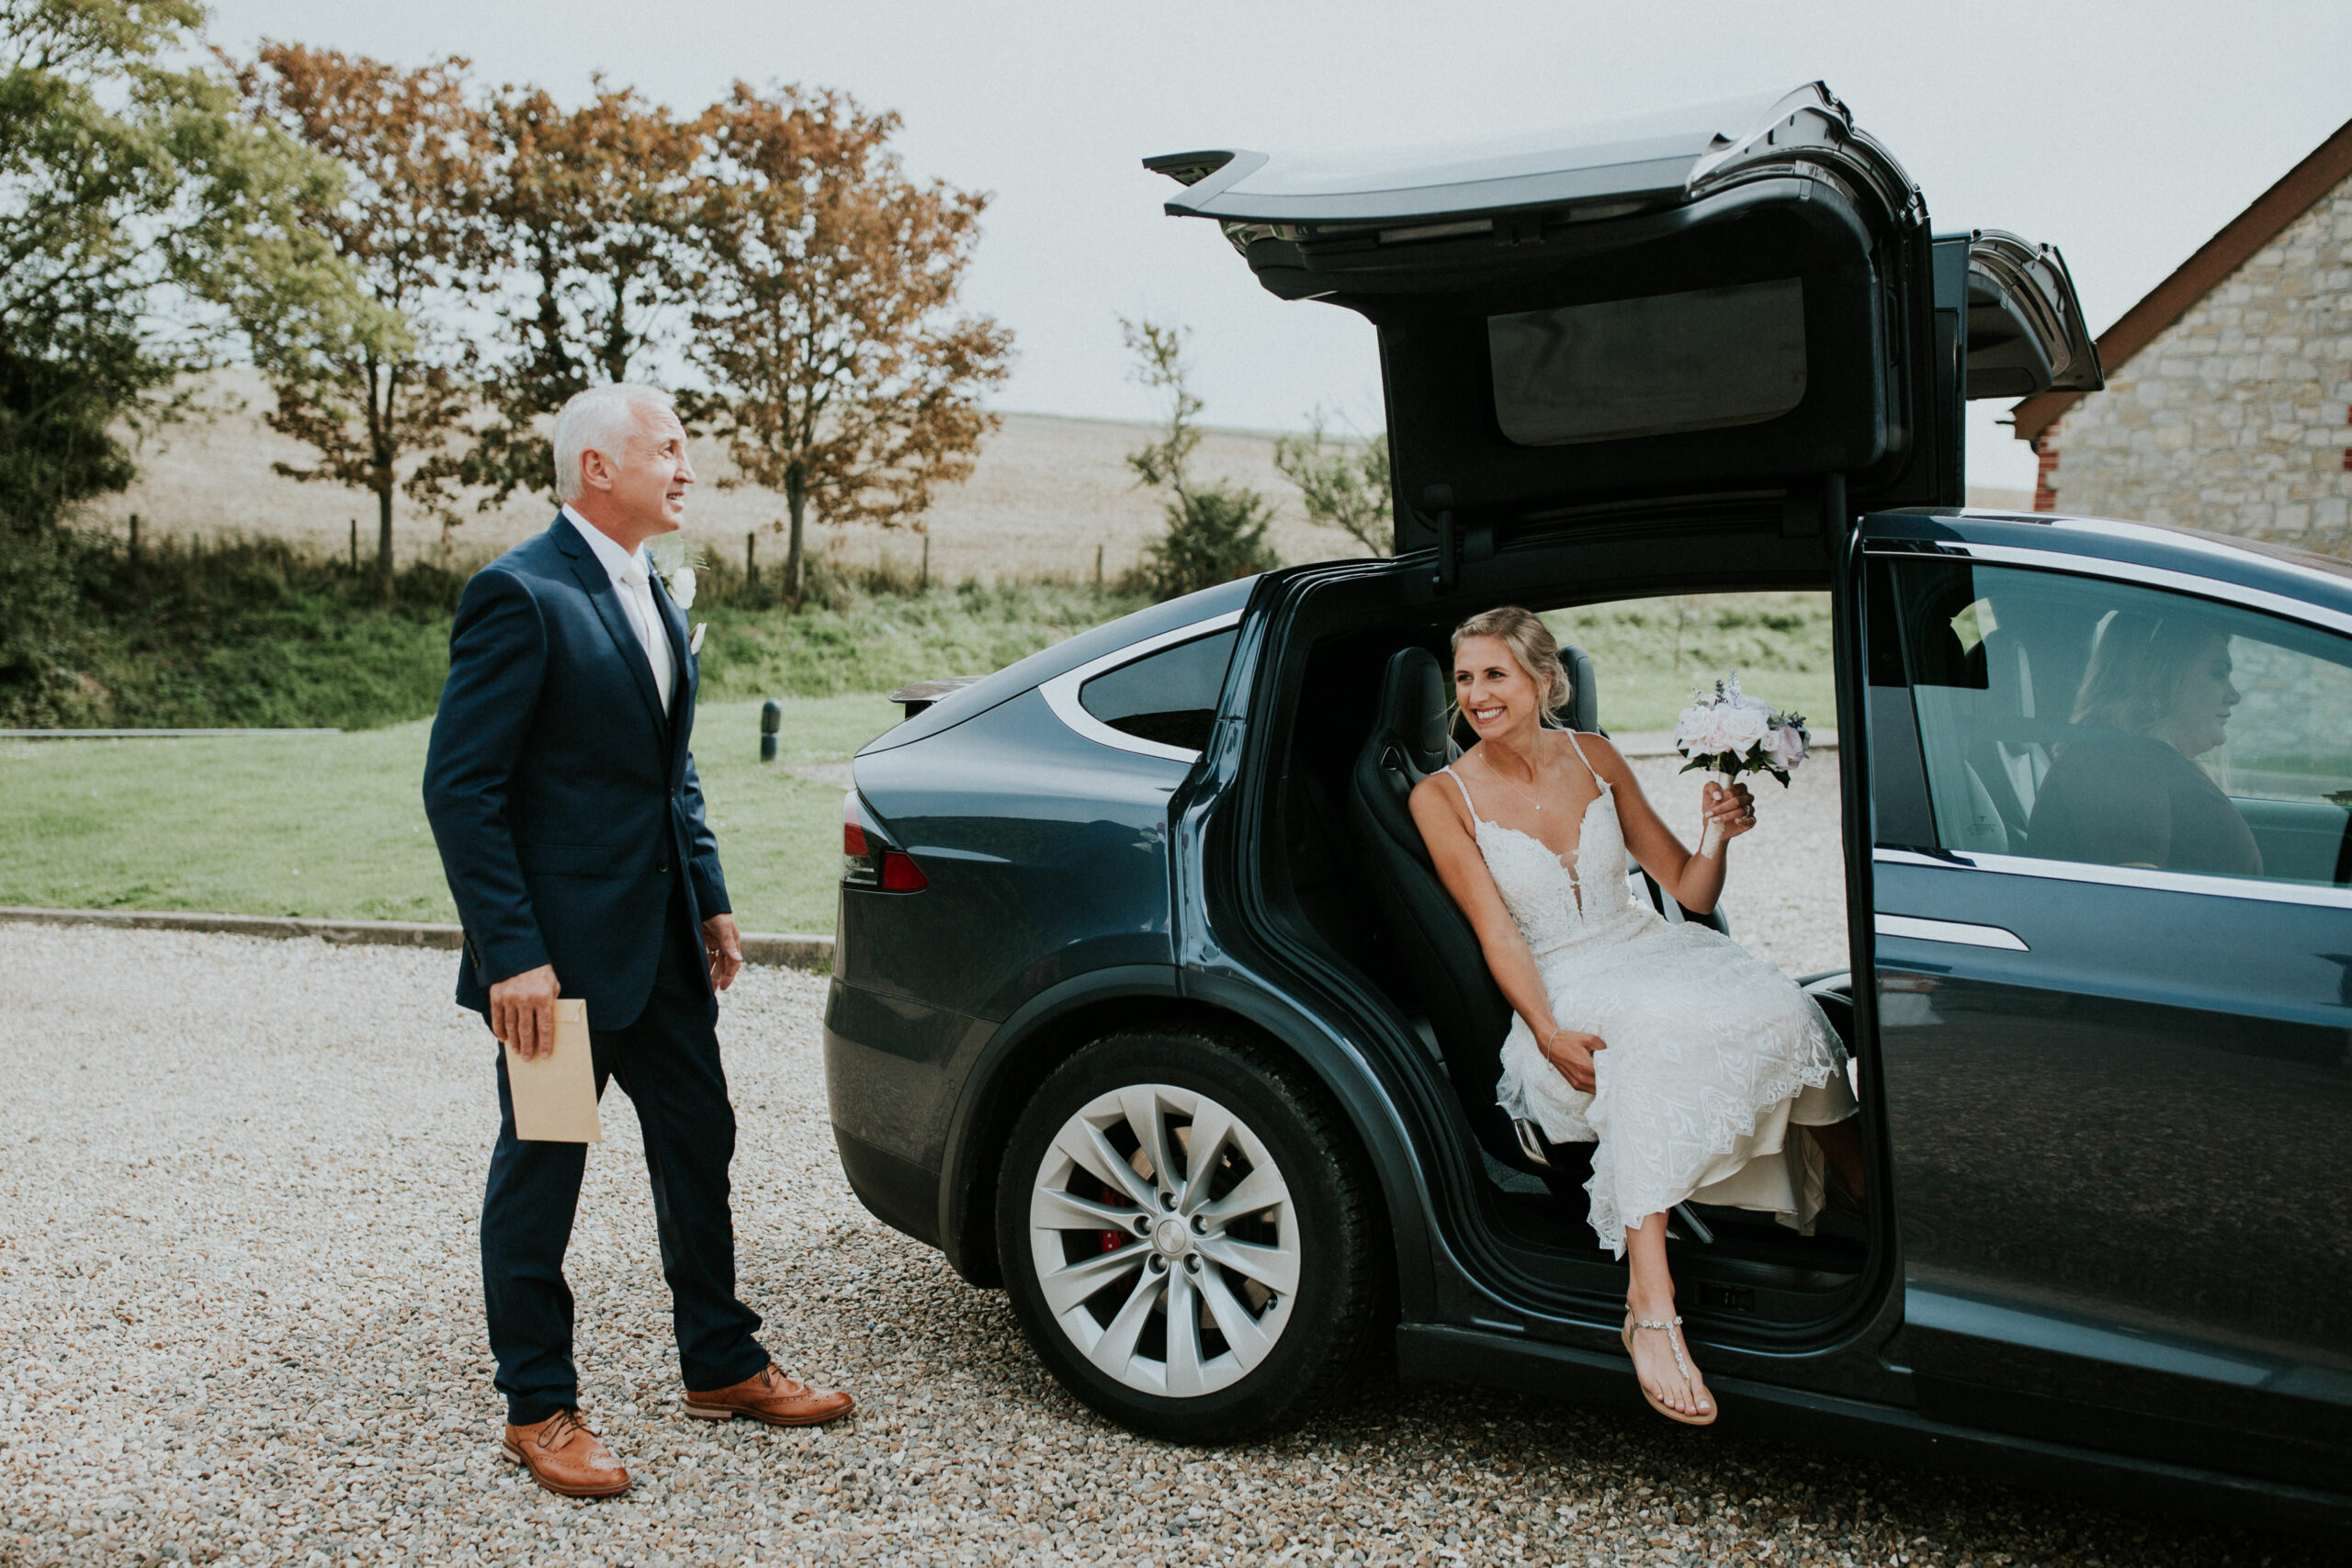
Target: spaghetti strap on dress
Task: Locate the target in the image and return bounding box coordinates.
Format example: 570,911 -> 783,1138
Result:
1453,732 -> 1855,1256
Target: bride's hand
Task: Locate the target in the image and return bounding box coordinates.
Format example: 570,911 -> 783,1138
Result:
1542,1028 -> 1607,1093
1703,780 -> 1757,844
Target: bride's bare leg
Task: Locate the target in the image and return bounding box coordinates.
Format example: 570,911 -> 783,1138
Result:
1807,1117 -> 1867,1201
1624,1215 -> 1712,1417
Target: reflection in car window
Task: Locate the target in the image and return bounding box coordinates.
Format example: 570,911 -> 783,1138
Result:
1078,629 -> 1238,753
1871,559 -> 2352,886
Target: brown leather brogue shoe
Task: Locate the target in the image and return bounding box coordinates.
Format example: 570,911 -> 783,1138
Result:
683,1363 -> 855,1427
501,1409 -> 631,1497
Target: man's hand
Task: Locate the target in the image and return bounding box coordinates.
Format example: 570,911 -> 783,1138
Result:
704,913 -> 744,993
491,964 -> 561,1061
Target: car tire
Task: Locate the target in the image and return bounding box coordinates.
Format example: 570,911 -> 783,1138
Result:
995,1025 -> 1385,1443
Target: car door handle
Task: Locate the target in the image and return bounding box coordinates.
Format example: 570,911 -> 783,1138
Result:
1875,913 -> 2030,951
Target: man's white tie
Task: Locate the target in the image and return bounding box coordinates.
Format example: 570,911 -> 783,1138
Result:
617,558 -> 675,716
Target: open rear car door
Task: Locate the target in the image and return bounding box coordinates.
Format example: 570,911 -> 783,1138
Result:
1148,85 -> 2156,1379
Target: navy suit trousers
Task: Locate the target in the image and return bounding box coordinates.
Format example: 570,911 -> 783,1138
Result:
479,897 -> 767,1424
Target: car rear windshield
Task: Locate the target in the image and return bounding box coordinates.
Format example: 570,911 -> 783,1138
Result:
1487,276 -> 1808,446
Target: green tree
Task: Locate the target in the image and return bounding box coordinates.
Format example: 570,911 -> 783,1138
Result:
461,77 -> 701,509
1120,317 -> 1277,600
683,83 -> 1012,604
0,0 -> 356,718
235,43 -> 488,600
1273,413 -> 1391,557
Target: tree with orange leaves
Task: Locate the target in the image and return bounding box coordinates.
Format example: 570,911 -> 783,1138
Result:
681,84 -> 1012,603
235,44 -> 489,600
462,78 -> 702,509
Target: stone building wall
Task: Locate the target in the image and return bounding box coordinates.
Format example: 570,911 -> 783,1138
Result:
2038,175 -> 2352,556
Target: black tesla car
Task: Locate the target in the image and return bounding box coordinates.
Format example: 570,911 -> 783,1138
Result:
823,84 -> 2352,1539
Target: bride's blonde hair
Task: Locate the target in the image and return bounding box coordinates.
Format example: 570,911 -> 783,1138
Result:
1451,605 -> 1573,727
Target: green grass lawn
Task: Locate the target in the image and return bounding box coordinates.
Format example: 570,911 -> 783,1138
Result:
1547,591 -> 1839,732
0,694 -> 899,935
3,590 -> 1840,935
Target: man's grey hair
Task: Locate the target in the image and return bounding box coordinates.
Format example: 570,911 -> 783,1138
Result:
551,383 -> 677,504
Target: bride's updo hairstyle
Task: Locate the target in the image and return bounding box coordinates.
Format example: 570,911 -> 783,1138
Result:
1452,605 -> 1573,727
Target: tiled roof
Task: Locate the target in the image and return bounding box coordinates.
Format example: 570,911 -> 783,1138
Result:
2013,117 -> 2352,444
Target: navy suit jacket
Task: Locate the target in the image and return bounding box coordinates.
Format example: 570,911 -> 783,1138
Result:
423,514 -> 729,1030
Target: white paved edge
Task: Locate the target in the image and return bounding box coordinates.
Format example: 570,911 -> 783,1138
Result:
0,906 -> 834,971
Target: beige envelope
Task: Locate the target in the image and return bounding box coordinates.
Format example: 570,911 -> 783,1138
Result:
505,998 -> 601,1143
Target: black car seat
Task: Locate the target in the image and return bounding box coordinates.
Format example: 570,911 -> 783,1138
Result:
1560,642 -> 1599,732
1346,646 -> 1597,1211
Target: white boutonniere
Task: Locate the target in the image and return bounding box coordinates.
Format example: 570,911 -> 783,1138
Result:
648,536 -> 705,610
689,622 -> 707,656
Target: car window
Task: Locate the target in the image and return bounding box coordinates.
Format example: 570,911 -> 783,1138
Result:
1078,628 -> 1238,753
1871,558 -> 2352,887
1487,277 -> 1808,446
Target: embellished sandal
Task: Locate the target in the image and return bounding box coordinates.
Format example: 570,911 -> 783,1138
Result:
1622,1311 -> 1718,1427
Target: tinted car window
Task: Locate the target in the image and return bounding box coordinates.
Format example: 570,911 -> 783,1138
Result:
1874,558 -> 2352,885
1079,629 -> 1238,752
1487,277 -> 1808,446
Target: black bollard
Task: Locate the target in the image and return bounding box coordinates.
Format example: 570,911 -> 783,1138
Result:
760,698 -> 781,763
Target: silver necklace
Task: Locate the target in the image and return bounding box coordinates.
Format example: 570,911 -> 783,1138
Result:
1478,735 -> 1550,812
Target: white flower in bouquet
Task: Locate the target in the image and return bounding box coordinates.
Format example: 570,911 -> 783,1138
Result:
667,567 -> 697,610
1673,672 -> 1813,857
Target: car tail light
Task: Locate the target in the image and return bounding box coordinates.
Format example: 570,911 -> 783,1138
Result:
842,793 -> 879,886
842,792 -> 927,892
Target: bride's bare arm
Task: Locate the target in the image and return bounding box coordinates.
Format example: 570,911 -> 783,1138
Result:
1579,734 -> 1753,916
1408,773 -> 1606,1093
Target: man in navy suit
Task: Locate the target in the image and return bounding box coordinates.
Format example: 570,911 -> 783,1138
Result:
424,384 -> 852,1499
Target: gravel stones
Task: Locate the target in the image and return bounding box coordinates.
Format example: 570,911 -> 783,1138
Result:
0,925 -> 2322,1566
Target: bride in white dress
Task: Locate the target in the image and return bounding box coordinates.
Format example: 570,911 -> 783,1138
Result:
1408,606 -> 1862,1427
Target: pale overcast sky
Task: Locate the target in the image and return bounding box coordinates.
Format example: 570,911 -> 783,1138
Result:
203,0 -> 2349,490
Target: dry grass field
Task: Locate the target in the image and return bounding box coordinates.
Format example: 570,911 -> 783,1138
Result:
83,370 -> 2035,581
82,371 -> 1353,583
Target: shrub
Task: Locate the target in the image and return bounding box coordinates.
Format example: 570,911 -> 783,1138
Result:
1125,483 -> 1279,601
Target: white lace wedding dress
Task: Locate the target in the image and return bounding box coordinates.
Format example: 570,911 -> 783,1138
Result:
1445,732 -> 1855,1256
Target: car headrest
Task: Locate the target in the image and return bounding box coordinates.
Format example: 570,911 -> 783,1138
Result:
1559,644 -> 1599,734
1376,647 -> 1452,775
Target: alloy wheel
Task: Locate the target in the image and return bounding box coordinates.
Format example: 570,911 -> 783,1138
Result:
1026,1083 -> 1300,1397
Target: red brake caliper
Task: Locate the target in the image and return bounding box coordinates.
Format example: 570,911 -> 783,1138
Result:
1098,1175 -> 1127,1254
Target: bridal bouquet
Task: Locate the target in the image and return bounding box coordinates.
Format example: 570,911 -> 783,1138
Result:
1672,673 -> 1811,857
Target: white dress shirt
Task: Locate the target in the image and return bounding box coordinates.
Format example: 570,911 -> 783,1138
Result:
563,505 -> 674,716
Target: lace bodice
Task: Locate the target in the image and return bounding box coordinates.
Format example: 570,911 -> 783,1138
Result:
1445,733 -> 1645,959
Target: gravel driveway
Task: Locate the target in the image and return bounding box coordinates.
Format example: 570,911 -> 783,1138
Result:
0,911 -> 2318,1564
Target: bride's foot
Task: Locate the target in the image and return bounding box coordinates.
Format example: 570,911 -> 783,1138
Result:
1623,1300 -> 1715,1425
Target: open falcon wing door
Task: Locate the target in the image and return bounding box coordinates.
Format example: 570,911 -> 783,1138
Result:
1152,84 -> 2099,557
1961,230 -> 2101,400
